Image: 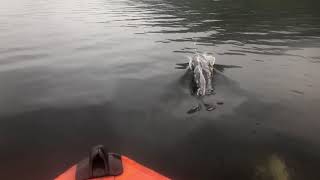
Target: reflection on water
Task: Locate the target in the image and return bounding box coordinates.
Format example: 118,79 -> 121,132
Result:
0,0 -> 320,179
255,154 -> 289,180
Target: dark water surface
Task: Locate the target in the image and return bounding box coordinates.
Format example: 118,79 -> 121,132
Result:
1,0 -> 320,179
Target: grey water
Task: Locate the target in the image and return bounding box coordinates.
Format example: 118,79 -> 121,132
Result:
1,0 -> 320,179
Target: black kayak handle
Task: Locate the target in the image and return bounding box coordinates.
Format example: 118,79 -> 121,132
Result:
89,145 -> 109,178
76,145 -> 123,180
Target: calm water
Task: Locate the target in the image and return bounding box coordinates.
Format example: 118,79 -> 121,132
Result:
1,0 -> 320,179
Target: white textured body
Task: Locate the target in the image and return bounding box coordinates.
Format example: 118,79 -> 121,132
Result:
189,53 -> 216,96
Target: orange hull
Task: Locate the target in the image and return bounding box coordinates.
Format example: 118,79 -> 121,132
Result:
55,156 -> 170,180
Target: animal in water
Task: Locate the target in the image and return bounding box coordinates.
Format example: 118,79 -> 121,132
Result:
188,53 -> 216,96
186,53 -> 217,113
176,52 -> 241,114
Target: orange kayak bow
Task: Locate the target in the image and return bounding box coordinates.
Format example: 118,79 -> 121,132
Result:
55,145 -> 170,180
